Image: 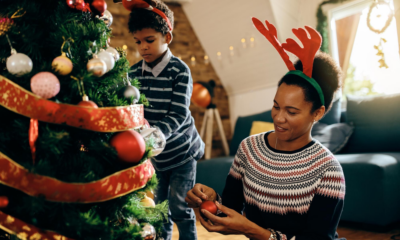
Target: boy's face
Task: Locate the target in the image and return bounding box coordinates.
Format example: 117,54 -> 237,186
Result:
133,28 -> 171,64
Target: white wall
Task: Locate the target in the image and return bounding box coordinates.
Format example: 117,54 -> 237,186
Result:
181,0 -> 324,129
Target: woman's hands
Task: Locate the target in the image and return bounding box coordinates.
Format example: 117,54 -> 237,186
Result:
185,183 -> 217,208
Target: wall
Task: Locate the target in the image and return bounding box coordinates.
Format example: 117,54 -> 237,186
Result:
106,1 -> 231,158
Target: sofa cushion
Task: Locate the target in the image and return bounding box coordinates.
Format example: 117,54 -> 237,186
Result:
312,122 -> 354,154
196,157 -> 235,195
345,94 -> 400,153
230,110 -> 272,155
337,153 -> 400,226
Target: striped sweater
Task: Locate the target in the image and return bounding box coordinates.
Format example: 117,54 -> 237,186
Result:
129,49 -> 204,171
222,131 -> 345,240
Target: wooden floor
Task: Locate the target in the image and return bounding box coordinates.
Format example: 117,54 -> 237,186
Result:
171,209 -> 400,240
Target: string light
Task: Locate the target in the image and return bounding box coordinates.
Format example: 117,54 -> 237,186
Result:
250,37 -> 255,47
241,38 -> 247,48
229,46 -> 234,57
217,52 -> 222,61
204,55 -> 209,65
191,56 -> 196,66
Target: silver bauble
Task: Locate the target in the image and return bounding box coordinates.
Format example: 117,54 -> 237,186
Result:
106,47 -> 120,62
6,49 -> 33,76
87,58 -> 107,77
119,85 -> 140,103
98,50 -> 115,72
140,127 -> 166,156
140,223 -> 156,240
100,10 -> 113,27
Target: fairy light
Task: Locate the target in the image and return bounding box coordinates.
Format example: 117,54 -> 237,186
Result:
229,46 -> 234,57
190,56 -> 196,66
217,52 -> 222,61
241,38 -> 247,48
204,55 -> 209,65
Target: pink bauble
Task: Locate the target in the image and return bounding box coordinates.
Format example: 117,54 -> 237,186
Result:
31,72 -> 60,99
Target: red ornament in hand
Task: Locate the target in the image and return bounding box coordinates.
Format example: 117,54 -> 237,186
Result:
110,130 -> 146,164
66,0 -> 86,11
200,201 -> 218,215
0,196 -> 9,208
91,0 -> 107,16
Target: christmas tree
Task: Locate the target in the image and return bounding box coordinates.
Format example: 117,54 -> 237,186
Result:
0,0 -> 167,239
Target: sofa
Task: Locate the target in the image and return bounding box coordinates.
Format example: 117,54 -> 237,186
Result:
196,94 -> 400,227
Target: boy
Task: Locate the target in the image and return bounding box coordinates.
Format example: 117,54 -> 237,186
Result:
127,1 -> 205,239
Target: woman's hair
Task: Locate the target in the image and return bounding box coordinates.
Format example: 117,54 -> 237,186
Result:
278,52 -> 342,113
128,0 -> 174,35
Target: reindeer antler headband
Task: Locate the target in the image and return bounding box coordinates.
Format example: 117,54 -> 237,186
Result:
121,0 -> 173,31
252,18 -> 325,106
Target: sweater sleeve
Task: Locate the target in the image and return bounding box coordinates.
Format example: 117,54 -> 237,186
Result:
221,141 -> 247,214
278,164 -> 346,240
154,70 -> 192,140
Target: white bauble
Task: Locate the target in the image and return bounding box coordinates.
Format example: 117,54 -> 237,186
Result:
87,58 -> 107,77
98,50 -> 115,72
106,47 -> 120,62
6,51 -> 33,76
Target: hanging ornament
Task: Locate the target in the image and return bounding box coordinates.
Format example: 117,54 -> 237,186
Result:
30,72 -> 60,99
0,18 -> 14,36
98,49 -> 115,72
116,46 -> 127,59
6,49 -> 33,76
110,130 -> 146,164
118,85 -> 140,103
140,223 -> 156,240
106,47 -> 120,62
87,55 -> 107,77
140,195 -> 156,208
66,0 -> 86,11
0,197 -> 8,208
140,128 -> 166,157
78,95 -> 98,108
52,53 -> 73,76
100,10 -> 113,27
91,0 -> 107,16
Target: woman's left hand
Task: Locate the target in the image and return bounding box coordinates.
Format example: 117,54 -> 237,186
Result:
199,201 -> 252,235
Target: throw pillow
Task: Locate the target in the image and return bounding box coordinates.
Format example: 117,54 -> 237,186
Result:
250,121 -> 275,136
312,122 -> 354,154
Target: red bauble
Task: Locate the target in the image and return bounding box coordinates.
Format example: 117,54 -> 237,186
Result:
110,130 -> 146,164
66,0 -> 86,11
200,201 -> 218,215
91,0 -> 107,16
78,100 -> 98,108
0,196 -> 9,208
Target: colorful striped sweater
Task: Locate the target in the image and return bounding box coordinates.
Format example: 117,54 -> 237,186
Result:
129,49 -> 204,171
222,131 -> 345,240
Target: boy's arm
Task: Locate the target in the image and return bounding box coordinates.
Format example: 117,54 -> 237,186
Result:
154,70 -> 192,139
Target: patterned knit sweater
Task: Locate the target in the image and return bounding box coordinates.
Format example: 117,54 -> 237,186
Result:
222,132 -> 345,240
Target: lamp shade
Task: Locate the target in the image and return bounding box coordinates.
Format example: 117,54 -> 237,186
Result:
191,80 -> 215,108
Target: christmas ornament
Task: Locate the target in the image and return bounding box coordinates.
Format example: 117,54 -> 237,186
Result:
140,127 -> 166,157
29,118 -> 39,164
52,53 -> 73,75
6,49 -> 33,76
78,95 -> 98,108
145,190 -> 154,199
30,72 -> 60,99
98,49 -> 115,72
141,223 -> 156,240
140,195 -> 155,207
100,10 -> 113,27
66,0 -> 86,10
91,0 -> 107,16
0,18 -> 14,36
110,130 -> 146,164
0,197 -> 8,208
200,201 -> 218,215
116,46 -> 127,58
87,55 -> 107,77
106,46 -> 120,61
118,85 -> 140,103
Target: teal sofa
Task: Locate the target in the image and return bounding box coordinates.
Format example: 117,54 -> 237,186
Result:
196,94 -> 400,227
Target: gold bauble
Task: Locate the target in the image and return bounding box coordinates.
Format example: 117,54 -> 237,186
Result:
140,195 -> 155,208
87,57 -> 107,77
52,54 -> 73,76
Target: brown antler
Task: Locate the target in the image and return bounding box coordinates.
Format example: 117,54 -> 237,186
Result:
252,17 -> 295,71
281,26 -> 322,78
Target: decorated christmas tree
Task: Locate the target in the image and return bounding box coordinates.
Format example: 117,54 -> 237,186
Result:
0,0 -> 168,239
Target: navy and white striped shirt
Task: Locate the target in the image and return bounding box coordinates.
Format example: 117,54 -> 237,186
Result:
129,49 -> 204,171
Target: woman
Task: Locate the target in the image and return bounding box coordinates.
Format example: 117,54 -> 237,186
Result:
185,19 -> 345,240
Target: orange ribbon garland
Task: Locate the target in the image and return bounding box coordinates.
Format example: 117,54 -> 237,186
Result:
0,75 -> 145,132
0,211 -> 75,240
0,152 -> 155,203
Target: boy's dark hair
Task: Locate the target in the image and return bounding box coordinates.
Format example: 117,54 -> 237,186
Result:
128,0 -> 174,35
278,52 -> 342,114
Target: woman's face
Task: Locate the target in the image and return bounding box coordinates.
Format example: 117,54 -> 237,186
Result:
272,83 -> 323,141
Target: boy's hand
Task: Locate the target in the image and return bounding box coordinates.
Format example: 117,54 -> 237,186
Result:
185,184 -> 217,208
